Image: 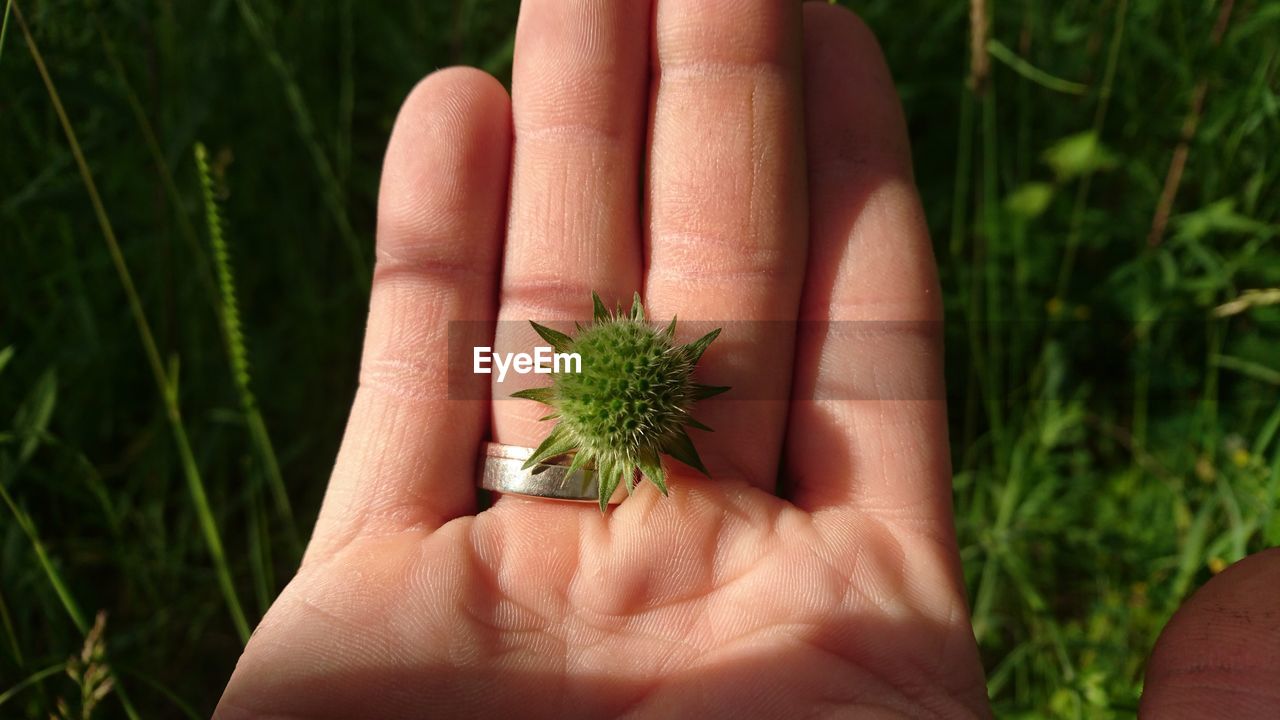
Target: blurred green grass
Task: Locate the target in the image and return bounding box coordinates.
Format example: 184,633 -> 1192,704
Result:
2,0 -> 1278,717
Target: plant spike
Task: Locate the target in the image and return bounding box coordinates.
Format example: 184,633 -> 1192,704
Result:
692,384 -> 731,400
511,387 -> 554,404
663,427 -> 710,477
530,322 -> 574,353
683,328 -> 722,364
592,291 -> 610,323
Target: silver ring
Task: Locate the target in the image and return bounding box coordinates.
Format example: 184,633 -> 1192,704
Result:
479,442 -> 624,504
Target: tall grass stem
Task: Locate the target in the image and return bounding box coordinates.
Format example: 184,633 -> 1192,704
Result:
1054,0 -> 1130,297
195,141 -> 303,559
13,0 -> 251,645
94,20 -> 224,329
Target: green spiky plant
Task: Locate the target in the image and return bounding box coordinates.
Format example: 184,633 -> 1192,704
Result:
512,292 -> 729,511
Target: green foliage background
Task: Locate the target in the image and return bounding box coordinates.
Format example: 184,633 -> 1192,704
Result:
2,0 -> 1278,717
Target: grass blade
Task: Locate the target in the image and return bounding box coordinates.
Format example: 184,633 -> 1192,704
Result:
232,0 -> 369,288
986,39 -> 1087,95
0,483 -> 87,631
0,587 -> 23,666
0,484 -> 141,720
94,18 -> 223,324
0,663 -> 65,708
0,0 -> 12,65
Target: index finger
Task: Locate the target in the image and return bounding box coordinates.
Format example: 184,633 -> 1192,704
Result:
305,69 -> 512,562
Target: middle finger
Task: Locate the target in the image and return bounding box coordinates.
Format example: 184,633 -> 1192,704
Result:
493,0 -> 653,449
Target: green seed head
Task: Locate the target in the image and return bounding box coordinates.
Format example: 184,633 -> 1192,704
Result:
512,292 -> 729,511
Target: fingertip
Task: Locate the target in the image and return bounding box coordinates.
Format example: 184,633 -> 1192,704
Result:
800,3 -> 886,79
378,66 -> 512,263
797,0 -> 934,325
1141,548 -> 1280,718
802,2 -> 878,44
391,66 -> 512,167
398,65 -> 511,136
801,2 -> 912,178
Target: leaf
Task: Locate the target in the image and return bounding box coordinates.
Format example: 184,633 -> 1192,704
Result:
566,449 -> 593,494
529,321 -> 574,354
0,346 -> 14,375
1173,199 -> 1274,243
1041,131 -> 1117,181
596,457 -> 620,512
683,327 -> 722,364
511,387 -> 554,405
684,416 -> 714,432
592,291 -> 610,323
522,425 -> 578,469
630,291 -> 645,322
1005,182 -> 1055,219
663,427 -> 709,476
636,449 -> 667,496
692,384 -> 731,400
14,368 -> 57,463
1211,354 -> 1280,386
664,316 -> 677,338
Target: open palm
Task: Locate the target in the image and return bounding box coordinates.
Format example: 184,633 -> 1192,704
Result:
215,2 -> 991,717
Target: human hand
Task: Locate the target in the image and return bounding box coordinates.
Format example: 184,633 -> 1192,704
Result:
215,2 -> 1279,718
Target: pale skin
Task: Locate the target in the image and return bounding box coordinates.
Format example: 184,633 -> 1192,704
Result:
216,2 -> 1280,718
